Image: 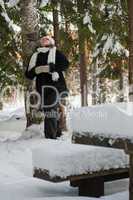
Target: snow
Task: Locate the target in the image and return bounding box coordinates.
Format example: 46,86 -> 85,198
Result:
103,192 -> 128,200
70,102 -> 133,141
40,0 -> 49,7
0,0 -> 21,32
6,0 -> 20,8
1,11 -> 21,32
93,34 -> 129,59
0,0 -> 4,9
83,12 -> 96,34
102,34 -> 129,57
103,35 -> 114,55
29,198 -> 95,200
100,3 -> 105,12
32,140 -> 128,178
0,104 -> 130,200
0,106 -> 25,121
83,12 -> 91,25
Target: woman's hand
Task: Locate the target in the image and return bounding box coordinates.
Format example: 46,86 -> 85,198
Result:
35,65 -> 49,74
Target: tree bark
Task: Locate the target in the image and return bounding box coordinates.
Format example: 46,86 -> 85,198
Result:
52,0 -> 68,131
98,78 -> 107,104
118,60 -> 124,102
78,38 -> 88,106
51,0 -> 60,47
128,0 -> 133,101
20,0 -> 39,127
128,4 -> 133,199
92,61 -> 98,105
77,0 -> 88,107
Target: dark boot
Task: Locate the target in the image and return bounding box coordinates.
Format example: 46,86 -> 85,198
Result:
56,120 -> 62,137
44,115 -> 57,139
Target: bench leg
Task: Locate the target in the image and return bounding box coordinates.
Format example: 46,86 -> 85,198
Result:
78,177 -> 104,197
129,154 -> 133,200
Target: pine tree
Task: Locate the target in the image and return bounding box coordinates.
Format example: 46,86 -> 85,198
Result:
0,2 -> 22,89
91,0 -> 128,103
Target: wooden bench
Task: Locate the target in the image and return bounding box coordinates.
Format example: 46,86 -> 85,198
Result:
72,132 -> 133,200
34,167 -> 128,197
33,140 -> 129,198
69,103 -> 133,200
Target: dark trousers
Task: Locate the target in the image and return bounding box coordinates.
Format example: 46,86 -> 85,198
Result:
44,108 -> 62,139
43,91 -> 62,139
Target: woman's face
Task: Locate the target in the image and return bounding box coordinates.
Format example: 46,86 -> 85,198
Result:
40,37 -> 50,47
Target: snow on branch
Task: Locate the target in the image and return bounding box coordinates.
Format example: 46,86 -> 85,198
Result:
0,0 -> 21,33
0,0 -> 4,9
6,0 -> 20,8
40,0 -> 49,7
93,34 -> 129,59
103,34 -> 129,57
83,12 -> 96,34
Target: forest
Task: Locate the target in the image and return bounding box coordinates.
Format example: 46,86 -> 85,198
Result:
0,1 -> 133,200
0,1 -> 131,108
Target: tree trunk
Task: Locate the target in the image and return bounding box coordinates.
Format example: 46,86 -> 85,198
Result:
92,61 -> 98,105
98,78 -> 107,104
52,0 -> 67,131
0,101 -> 3,110
128,0 -> 133,101
77,0 -> 88,107
129,154 -> 133,200
128,3 -> 133,200
51,0 -> 60,47
79,38 -> 88,106
118,60 -> 124,102
20,0 -> 39,127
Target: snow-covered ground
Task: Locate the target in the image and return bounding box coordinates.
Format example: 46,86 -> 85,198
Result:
0,104 -> 129,200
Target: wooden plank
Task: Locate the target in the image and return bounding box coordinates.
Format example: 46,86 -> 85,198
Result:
70,169 -> 129,187
33,167 -> 129,183
33,168 -> 67,182
72,132 -> 133,150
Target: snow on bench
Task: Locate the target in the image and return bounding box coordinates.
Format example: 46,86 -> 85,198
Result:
70,102 -> 133,149
32,140 -> 128,179
70,102 -> 133,139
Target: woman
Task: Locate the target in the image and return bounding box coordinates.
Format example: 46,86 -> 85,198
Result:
25,36 -> 69,139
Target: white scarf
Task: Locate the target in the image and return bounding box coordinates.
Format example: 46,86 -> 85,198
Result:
28,47 -> 56,71
37,47 -> 56,64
